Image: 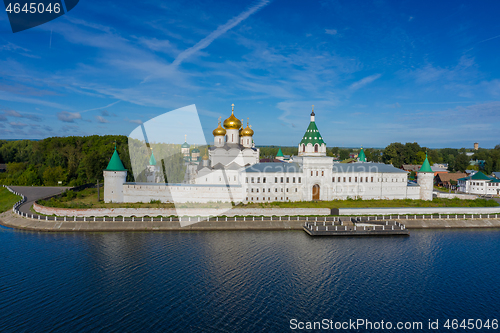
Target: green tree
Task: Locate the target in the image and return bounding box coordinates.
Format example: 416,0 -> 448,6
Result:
455,154 -> 470,172
416,151 -> 426,164
447,154 -> 456,172
339,149 -> 350,161
43,166 -> 66,185
484,157 -> 494,175
382,142 -> 405,167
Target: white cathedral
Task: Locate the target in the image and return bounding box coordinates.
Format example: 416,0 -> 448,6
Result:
103,105 -> 434,204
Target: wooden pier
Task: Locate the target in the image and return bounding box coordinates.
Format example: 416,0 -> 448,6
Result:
303,217 -> 409,236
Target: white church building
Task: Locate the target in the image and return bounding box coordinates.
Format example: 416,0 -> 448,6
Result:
104,106 -> 434,203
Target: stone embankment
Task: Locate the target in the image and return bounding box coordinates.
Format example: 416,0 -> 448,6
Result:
2,211 -> 500,232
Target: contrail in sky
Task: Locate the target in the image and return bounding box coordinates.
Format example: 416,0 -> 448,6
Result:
172,0 -> 271,67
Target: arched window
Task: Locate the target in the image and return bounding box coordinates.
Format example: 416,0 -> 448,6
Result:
314,144 -> 319,152
302,144 -> 305,152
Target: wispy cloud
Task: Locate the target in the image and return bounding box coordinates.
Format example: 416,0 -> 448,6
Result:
9,122 -> 28,128
0,91 -> 72,110
81,100 -> 120,113
325,29 -> 338,35
57,111 -> 82,122
4,110 -> 22,117
96,115 -> 109,123
171,0 -> 271,67
349,74 -> 382,91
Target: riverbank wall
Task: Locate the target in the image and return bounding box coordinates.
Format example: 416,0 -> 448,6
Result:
2,211 -> 500,232
33,203 -> 332,217
33,203 -> 500,218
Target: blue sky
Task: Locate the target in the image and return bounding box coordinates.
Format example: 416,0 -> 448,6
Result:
1,0 -> 500,148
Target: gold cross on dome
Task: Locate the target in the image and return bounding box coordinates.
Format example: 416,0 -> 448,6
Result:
218,116 -> 222,124
184,134 -> 187,142
231,103 -> 234,112
312,104 -> 314,111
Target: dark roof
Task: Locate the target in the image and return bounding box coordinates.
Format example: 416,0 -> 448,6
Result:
244,162 -> 302,173
209,144 -> 257,152
458,171 -> 496,182
402,164 -> 421,172
470,171 -> 491,180
436,173 -> 467,183
333,162 -> 408,174
493,172 -> 500,179
259,158 -> 283,163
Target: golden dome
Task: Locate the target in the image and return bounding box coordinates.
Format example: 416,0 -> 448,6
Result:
240,118 -> 254,136
223,104 -> 242,130
212,121 -> 226,136
202,154 -> 209,160
241,125 -> 254,137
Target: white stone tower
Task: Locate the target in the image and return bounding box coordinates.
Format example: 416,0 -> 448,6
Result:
103,145 -> 127,203
417,153 -> 434,201
294,107 -> 332,201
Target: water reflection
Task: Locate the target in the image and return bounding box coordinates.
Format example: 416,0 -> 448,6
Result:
1,229 -> 500,332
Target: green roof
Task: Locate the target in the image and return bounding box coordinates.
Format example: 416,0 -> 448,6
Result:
470,171 -> 491,180
149,151 -> 157,166
358,147 -> 366,162
181,141 -> 190,148
419,154 -> 433,173
192,147 -> 200,153
299,121 -> 325,146
276,148 -> 284,157
106,149 -> 127,171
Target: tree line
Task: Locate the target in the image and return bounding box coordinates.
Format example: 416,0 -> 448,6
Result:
0,136 -> 498,187
259,143 -> 500,173
0,136 -> 132,186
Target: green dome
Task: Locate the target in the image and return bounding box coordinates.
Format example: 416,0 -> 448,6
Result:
181,142 -> 190,148
149,151 -> 157,166
276,148 -> 284,157
419,153 -> 433,173
106,149 -> 127,171
192,147 -> 200,153
358,147 -> 366,162
299,120 -> 325,146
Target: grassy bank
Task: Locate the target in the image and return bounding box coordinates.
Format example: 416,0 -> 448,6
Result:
38,188 -> 230,209
240,198 -> 499,208
38,187 -> 499,209
0,187 -> 22,213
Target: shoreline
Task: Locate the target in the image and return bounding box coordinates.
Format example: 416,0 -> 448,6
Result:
2,211 -> 500,232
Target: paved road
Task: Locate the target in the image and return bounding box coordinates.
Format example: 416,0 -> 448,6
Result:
9,186 -> 69,215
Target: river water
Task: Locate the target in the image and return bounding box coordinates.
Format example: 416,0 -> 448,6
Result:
1,227 -> 500,332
